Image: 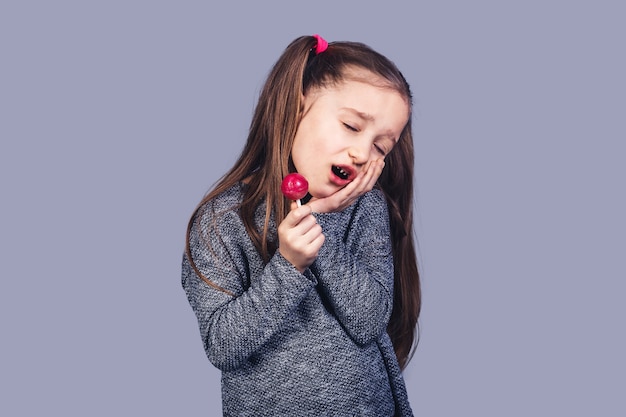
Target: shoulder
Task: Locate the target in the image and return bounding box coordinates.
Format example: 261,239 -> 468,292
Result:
354,187 -> 389,219
190,183 -> 248,241
195,183 -> 245,220
347,188 -> 391,242
313,188 -> 390,243
203,182 -> 246,212
360,187 -> 387,207
313,188 -> 388,227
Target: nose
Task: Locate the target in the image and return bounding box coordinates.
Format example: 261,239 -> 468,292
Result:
348,142 -> 370,165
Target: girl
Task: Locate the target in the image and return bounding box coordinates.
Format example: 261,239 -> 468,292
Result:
182,34 -> 421,416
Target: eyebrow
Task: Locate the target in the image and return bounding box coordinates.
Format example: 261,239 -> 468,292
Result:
341,107 -> 374,121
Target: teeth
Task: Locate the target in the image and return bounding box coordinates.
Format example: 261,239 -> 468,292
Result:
333,166 -> 349,179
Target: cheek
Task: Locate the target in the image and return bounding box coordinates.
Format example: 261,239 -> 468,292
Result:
291,132 -> 320,163
290,113 -> 338,173
290,137 -> 309,173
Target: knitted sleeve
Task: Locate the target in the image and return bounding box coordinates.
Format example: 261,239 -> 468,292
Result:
309,189 -> 394,345
182,198 -> 317,371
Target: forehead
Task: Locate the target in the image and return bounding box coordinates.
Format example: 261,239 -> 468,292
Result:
341,66 -> 402,89
310,66 -> 408,103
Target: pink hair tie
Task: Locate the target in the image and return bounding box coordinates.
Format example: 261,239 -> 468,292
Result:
312,34 -> 328,54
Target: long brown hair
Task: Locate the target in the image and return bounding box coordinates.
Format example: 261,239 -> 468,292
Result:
186,36 -> 421,369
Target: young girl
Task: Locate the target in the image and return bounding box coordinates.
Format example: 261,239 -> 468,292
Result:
182,34 -> 421,417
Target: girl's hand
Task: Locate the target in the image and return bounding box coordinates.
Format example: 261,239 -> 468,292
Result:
308,159 -> 385,213
278,204 -> 325,273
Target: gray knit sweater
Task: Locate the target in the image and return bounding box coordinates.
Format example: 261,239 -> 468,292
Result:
182,183 -> 414,416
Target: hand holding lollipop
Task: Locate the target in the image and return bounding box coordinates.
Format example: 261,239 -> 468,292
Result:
281,173 -> 309,207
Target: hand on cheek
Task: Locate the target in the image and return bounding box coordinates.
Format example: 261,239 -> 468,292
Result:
308,159 -> 385,213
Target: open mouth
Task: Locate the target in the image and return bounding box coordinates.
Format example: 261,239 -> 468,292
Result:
332,165 -> 350,180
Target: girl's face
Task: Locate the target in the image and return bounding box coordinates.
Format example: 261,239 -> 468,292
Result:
291,70 -> 410,199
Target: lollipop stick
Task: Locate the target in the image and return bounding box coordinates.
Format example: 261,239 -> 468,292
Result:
296,199 -> 302,207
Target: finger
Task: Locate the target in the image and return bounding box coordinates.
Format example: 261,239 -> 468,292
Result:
283,205 -> 312,227
349,160 -> 381,194
301,223 -> 323,244
293,213 -> 319,234
362,159 -> 385,190
351,159 -> 383,191
309,231 -> 326,253
305,160 -> 385,213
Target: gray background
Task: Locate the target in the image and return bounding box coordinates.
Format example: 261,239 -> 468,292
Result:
2,1 -> 624,415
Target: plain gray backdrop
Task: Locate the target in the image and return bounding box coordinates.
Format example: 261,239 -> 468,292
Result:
1,1 -> 624,415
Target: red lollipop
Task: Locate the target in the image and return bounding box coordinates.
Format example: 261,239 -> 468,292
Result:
281,173 -> 309,206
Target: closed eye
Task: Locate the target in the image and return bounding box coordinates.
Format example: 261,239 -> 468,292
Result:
374,144 -> 386,156
343,123 -> 358,132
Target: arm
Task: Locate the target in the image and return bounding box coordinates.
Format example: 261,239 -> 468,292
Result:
309,189 -> 394,345
182,201 -> 317,371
